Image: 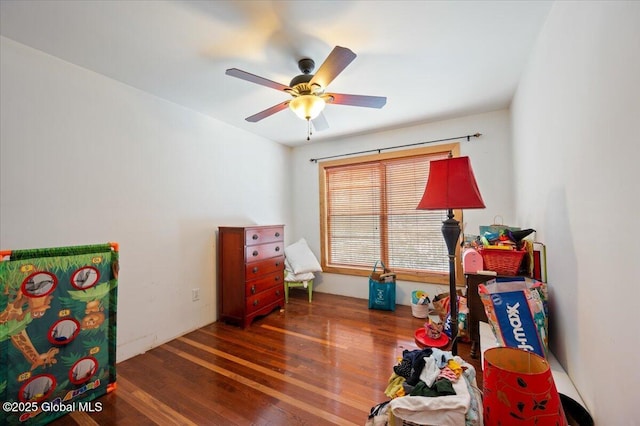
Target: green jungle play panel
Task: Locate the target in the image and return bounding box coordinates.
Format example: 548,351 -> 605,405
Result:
1,243 -> 118,425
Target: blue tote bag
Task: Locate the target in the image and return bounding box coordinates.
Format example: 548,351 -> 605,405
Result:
368,261 -> 396,311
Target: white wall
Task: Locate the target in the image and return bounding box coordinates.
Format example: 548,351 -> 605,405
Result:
511,2 -> 640,423
289,110 -> 516,305
0,37 -> 292,362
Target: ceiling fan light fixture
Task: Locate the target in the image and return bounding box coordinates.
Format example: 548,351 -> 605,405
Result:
289,95 -> 326,121
226,46 -> 386,131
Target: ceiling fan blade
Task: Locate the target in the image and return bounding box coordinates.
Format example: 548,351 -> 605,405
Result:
245,101 -> 290,122
328,93 -> 387,108
311,112 -> 329,132
226,68 -> 290,92
309,46 -> 357,89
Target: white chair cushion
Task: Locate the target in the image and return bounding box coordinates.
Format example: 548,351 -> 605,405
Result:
284,238 -> 322,274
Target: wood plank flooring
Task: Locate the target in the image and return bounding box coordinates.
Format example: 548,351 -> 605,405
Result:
50,290 -> 483,425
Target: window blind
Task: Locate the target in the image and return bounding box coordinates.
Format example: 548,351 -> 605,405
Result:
323,150 -> 451,274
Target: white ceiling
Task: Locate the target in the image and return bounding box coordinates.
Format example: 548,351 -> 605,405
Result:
0,0 -> 553,147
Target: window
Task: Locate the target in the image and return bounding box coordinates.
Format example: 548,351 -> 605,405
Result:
319,143 -> 463,284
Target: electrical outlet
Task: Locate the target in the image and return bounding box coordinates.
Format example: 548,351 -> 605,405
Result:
192,288 -> 200,302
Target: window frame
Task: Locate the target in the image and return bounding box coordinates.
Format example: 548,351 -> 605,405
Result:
318,143 -> 464,286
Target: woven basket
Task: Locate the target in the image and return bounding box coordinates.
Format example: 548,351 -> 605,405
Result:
479,248 -> 526,276
411,303 -> 429,318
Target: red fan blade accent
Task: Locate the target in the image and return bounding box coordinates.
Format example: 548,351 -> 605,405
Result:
309,46 -> 357,89
311,112 -> 329,131
328,93 -> 387,108
226,68 -> 290,92
245,101 -> 290,122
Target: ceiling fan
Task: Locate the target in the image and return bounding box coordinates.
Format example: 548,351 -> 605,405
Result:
225,46 -> 387,140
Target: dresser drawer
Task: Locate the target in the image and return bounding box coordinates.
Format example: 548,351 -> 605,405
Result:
245,226 -> 284,246
245,255 -> 285,279
245,241 -> 283,262
246,285 -> 284,314
246,271 -> 283,296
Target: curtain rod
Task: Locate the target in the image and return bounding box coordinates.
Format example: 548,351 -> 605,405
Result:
309,133 -> 481,163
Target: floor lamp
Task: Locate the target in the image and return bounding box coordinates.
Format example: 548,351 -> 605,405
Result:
416,156 -> 485,355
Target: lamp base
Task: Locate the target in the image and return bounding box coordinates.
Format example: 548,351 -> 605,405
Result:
442,209 -> 461,356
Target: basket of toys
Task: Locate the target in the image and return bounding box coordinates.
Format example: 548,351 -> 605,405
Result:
411,290 -> 430,318
478,248 -> 526,276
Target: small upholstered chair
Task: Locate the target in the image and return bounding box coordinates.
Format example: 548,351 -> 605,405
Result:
283,238 -> 322,304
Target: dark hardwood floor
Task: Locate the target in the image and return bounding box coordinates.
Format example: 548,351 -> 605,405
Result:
50,290 -> 483,426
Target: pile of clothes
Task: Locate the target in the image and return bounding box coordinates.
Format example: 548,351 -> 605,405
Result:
367,348 -> 483,426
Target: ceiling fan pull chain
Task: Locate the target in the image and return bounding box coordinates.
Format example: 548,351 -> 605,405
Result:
307,119 -> 312,141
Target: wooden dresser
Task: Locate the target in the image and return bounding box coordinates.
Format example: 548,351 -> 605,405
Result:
465,273 -> 493,359
217,225 -> 285,328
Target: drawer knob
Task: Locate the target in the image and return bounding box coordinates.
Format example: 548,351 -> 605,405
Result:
253,299 -> 259,306
252,234 -> 259,240
251,285 -> 256,294
252,250 -> 259,257
275,232 -> 280,237
275,276 -> 280,282
276,290 -> 281,296
252,267 -> 258,273
275,261 -> 281,267
275,246 -> 280,252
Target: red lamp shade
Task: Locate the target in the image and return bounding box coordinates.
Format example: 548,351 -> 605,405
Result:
417,156 -> 485,210
483,347 -> 568,425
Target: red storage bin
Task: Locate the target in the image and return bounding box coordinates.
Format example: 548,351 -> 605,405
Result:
478,248 -> 526,275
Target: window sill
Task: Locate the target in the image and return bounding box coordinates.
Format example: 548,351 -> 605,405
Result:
322,265 -> 464,286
